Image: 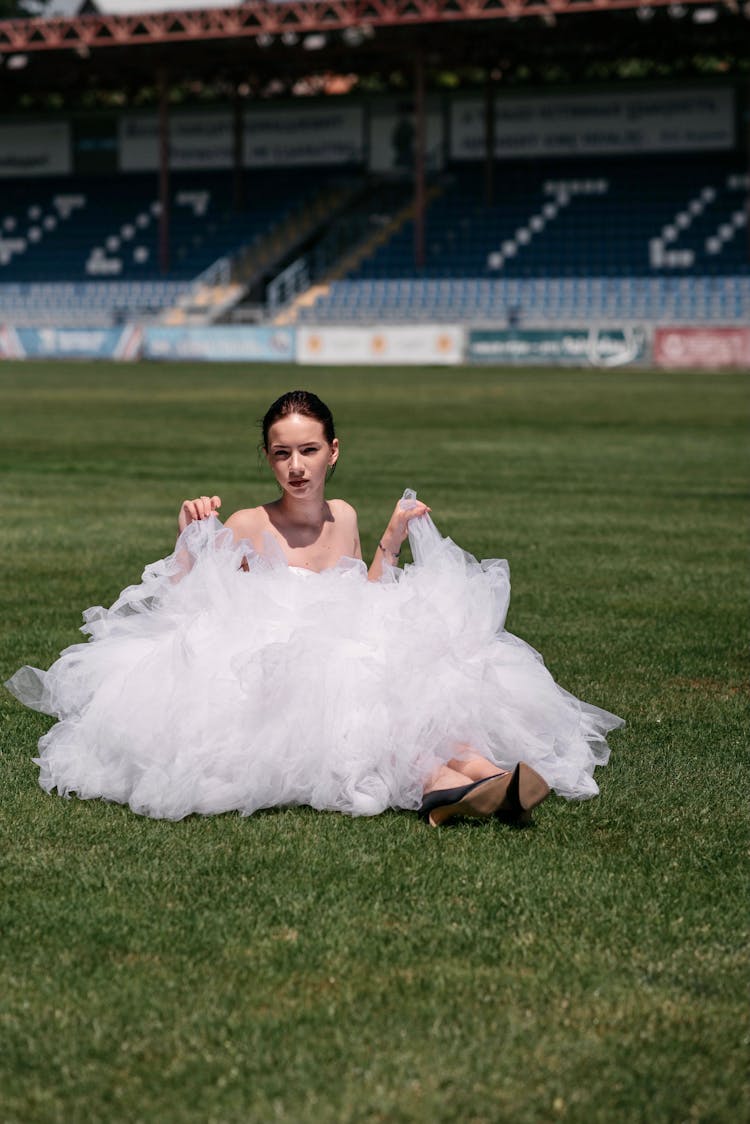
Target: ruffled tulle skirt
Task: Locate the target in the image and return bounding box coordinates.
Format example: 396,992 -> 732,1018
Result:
6,497 -> 623,820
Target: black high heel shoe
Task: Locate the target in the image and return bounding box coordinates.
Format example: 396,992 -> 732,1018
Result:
494,763 -> 550,824
419,773 -> 515,827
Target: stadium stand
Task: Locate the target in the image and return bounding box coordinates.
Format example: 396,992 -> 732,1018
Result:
0,168 -> 354,326
1,157 -> 747,328
290,155 -> 750,325
0,170 -> 340,282
292,275 -> 749,326
345,157 -> 749,280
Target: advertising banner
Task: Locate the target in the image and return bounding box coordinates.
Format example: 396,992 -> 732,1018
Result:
0,121 -> 72,178
142,325 -> 294,362
369,96 -> 444,173
653,327 -> 750,369
120,105 -> 364,171
245,104 -> 363,168
9,325 -> 142,360
467,327 -> 648,367
297,326 -> 464,365
0,325 -> 21,358
451,86 -> 734,160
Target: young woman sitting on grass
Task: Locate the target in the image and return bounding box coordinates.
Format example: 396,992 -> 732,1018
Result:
6,390 -> 623,825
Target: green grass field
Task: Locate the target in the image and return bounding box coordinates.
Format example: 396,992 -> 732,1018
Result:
1,361 -> 748,1124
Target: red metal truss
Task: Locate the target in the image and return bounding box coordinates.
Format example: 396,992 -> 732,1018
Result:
0,0 -> 726,54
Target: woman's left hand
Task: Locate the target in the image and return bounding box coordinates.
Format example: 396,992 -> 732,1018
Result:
380,499 -> 431,554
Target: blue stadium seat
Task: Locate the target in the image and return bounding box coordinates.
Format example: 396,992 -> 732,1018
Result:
301,155 -> 749,324
0,167 -> 342,324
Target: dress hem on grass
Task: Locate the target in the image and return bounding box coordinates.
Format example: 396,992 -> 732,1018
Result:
6,491 -> 624,820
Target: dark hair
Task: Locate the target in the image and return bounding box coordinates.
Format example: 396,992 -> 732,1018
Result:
261,390 -> 336,449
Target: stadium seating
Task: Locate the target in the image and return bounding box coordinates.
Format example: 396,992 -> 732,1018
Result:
0,168 -> 342,324
294,155 -> 750,324
294,275 -> 750,326
0,281 -> 194,327
348,156 -> 749,280
1,156 -> 747,327
0,170 -> 338,281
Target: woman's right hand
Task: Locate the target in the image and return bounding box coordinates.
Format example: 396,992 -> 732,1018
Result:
178,495 -> 221,533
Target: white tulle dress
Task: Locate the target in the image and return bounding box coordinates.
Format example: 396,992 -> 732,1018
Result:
6,492 -> 623,820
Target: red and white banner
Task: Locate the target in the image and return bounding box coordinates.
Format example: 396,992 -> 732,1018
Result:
0,325 -> 20,358
654,327 -> 750,370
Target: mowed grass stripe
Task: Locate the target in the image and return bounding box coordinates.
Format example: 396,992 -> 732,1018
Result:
1,362 -> 748,1123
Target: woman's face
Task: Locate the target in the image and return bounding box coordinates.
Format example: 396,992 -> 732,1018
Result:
265,413 -> 339,499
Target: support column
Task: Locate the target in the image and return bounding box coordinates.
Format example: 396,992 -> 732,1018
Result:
413,52 -> 426,271
232,90 -> 245,212
157,70 -> 170,276
484,73 -> 495,207
746,80 -> 749,264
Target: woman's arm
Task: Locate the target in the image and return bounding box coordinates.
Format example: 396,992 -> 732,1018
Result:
224,509 -> 266,571
171,494 -> 222,580
367,499 -> 431,582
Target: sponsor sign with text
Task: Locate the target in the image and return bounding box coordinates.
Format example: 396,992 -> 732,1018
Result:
120,106 -> 364,171
0,121 -> 72,178
653,327 -> 750,369
142,326 -> 294,362
451,86 -> 734,160
467,327 -> 648,367
7,325 -> 142,359
298,326 -> 463,365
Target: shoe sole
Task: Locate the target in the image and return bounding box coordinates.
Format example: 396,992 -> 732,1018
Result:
428,772 -> 515,827
428,764 -> 551,827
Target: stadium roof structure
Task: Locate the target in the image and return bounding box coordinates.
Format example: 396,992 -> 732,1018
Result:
0,0 -> 748,105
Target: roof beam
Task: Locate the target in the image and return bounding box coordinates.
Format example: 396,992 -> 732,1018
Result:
0,0 -> 728,54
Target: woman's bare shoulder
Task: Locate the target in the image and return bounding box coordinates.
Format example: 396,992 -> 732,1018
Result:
224,505 -> 272,538
328,498 -> 358,524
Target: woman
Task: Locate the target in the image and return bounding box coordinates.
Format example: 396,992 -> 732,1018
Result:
6,390 -> 623,825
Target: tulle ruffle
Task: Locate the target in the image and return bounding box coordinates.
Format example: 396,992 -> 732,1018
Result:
6,494 -> 623,819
